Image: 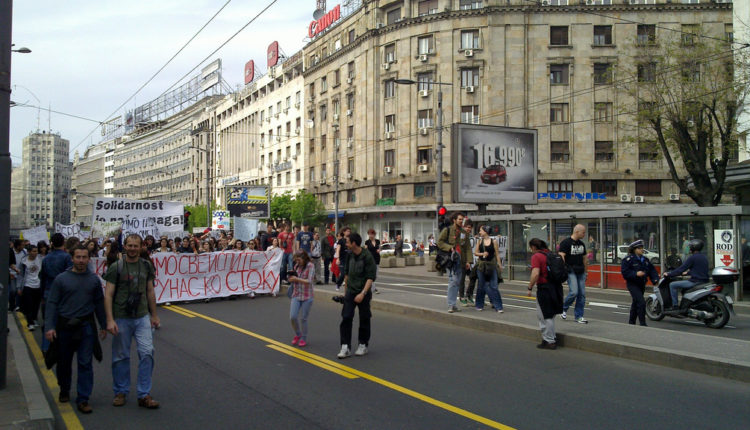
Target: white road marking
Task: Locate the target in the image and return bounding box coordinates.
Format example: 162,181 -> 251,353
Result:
589,302 -> 624,309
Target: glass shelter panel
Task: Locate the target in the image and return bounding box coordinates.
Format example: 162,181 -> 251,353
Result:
510,220 -> 550,281
739,217 -> 750,301
552,219 -> 601,287
602,218 -> 661,290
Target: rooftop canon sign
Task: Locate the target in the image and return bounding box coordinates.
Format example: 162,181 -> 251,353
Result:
308,4 -> 341,39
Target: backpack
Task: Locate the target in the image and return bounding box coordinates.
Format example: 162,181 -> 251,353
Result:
545,252 -> 568,284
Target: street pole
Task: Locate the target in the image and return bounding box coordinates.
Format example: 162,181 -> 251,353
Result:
205,137 -> 210,229
0,0 -> 13,390
435,88 -> 443,232
334,125 -> 339,234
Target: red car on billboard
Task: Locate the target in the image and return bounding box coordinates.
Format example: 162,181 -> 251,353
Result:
480,164 -> 507,184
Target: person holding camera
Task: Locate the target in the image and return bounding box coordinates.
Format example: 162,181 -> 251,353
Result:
103,234 -> 160,409
288,250 -> 316,347
337,233 -> 377,359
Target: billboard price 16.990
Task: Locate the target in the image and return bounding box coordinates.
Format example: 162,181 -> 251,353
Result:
452,124 -> 538,205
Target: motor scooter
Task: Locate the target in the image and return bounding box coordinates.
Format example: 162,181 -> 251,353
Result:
645,267 -> 737,329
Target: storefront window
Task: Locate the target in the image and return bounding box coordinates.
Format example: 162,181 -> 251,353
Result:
552,219 -> 601,287
510,220 -> 550,281
740,217 -> 750,301
601,218 -> 660,290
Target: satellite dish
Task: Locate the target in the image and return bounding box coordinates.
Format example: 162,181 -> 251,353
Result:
313,8 -> 325,20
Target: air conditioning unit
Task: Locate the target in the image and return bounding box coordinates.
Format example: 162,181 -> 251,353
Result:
464,49 -> 474,57
376,22 -> 384,29
346,109 -> 353,116
260,143 -> 265,149
308,96 -> 315,103
284,108 -> 289,113
634,196 -> 645,203
385,132 -> 393,140
384,166 -> 393,173
346,173 -> 353,179
347,139 -> 353,149
319,178 -> 326,185
294,102 -> 300,108
466,86 -> 475,93
541,0 -> 549,5
419,128 -> 429,136
274,113 -> 280,118
419,54 -> 428,62
347,77 -> 353,84
292,154 -> 298,160
333,114 -> 339,121
266,117 -> 271,123
419,90 -> 429,97
620,193 -> 632,202
419,164 -> 429,172
669,193 -> 680,201
382,63 -> 390,71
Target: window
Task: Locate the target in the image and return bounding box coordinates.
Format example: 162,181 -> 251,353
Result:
591,180 -> 617,195
550,64 -> 569,84
594,102 -> 613,122
595,141 -> 614,162
310,167 -> 315,182
347,125 -> 354,139
347,61 -> 355,79
461,105 -> 479,124
320,193 -> 327,205
285,96 -> 291,109
320,104 -> 327,122
461,67 -> 479,87
593,63 -> 612,85
417,147 -> 432,165
295,91 -> 301,106
333,99 -> 340,116
459,0 -> 483,10
550,26 -> 569,46
593,25 -> 612,45
681,62 -> 700,82
681,24 -> 699,46
276,101 -> 282,115
418,109 -> 433,129
347,190 -> 356,203
295,142 -> 300,155
334,69 -> 341,86
382,185 -> 397,199
385,115 -> 396,133
386,8 -> 401,25
309,138 -> 315,154
635,180 -> 661,196
296,169 -> 301,183
348,29 -> 355,44
418,0 -> 438,16
550,103 -> 569,123
418,35 -> 434,55
725,24 -> 733,43
385,149 -> 395,167
321,134 -> 327,151
286,171 -> 291,185
346,93 -> 354,110
637,63 -> 656,82
550,141 -> 570,163
417,72 -> 434,91
638,141 -> 660,161
384,79 -> 395,98
460,30 -> 480,50
321,163 -> 327,179
321,76 -> 328,93
414,183 -> 435,197
637,24 -> 656,45
547,180 -> 573,192
277,174 -> 281,186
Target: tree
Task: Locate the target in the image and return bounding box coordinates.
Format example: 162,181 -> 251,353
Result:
290,189 -> 327,227
618,30 -> 749,206
184,203 -> 223,232
269,191 -> 294,224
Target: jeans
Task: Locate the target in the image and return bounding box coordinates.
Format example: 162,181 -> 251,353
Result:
323,257 -> 332,283
312,257 -> 323,283
563,272 -> 587,319
8,277 -> 19,310
56,321 -> 95,404
669,280 -> 696,308
22,287 -> 43,325
447,259 -> 463,308
290,298 -> 313,341
340,290 -> 372,347
475,267 -> 503,311
626,283 -> 647,325
280,252 -> 294,282
112,315 -> 154,398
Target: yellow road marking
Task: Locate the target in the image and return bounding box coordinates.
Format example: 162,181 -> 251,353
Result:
170,306 -> 516,430
163,306 -> 196,318
266,345 -> 359,379
17,314 -> 84,430
508,294 -> 536,301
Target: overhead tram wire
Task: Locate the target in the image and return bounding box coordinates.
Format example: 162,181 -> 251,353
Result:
70,0 -> 235,154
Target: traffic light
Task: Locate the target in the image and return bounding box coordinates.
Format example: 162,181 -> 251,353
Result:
437,205 -> 447,217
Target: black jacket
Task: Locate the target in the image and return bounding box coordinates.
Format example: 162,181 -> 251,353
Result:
621,254 -> 659,288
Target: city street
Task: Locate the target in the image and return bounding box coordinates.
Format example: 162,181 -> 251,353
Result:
28,293 -> 748,429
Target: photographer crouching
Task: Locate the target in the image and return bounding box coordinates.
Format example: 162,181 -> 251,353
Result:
336,232 -> 377,359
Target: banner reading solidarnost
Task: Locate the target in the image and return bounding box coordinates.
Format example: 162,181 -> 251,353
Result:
89,249 -> 283,302
93,197 -> 184,236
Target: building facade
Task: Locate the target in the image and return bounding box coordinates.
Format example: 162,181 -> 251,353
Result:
70,139 -> 115,226
299,0 -> 732,244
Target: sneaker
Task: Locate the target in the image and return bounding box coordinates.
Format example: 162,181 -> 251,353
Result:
497,309 -> 504,313
292,335 -> 300,345
459,298 -> 468,305
448,306 -> 461,313
112,393 -> 126,407
575,317 -> 589,324
27,324 -> 35,331
248,291 -> 256,299
335,287 -> 341,292
374,288 -> 380,294
467,297 -> 475,305
138,395 -> 160,409
537,341 -> 557,350
355,344 -> 368,356
298,339 -> 307,347
475,307 -> 483,311
59,392 -> 70,403
561,311 -> 567,320
337,345 -> 351,359
13,306 -> 20,312
77,402 -> 93,414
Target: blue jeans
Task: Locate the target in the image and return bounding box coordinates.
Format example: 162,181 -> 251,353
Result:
475,267 -> 503,311
669,280 -> 696,308
563,272 -> 587,319
112,315 -> 154,398
280,252 -> 293,282
56,321 -> 95,404
290,298 -> 313,340
8,277 -> 19,310
447,259 -> 463,308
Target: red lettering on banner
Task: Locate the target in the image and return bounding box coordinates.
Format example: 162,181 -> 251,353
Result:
185,277 -> 200,297
188,255 -> 199,273
308,5 -> 341,38
94,259 -> 107,277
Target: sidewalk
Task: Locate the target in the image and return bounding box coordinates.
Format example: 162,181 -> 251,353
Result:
0,313 -> 55,429
323,264 -> 750,383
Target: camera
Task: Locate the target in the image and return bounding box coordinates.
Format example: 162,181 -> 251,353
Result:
125,292 -> 142,317
287,270 -> 298,278
332,295 -> 345,304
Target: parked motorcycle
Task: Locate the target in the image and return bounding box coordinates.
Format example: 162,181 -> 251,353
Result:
645,267 -> 738,329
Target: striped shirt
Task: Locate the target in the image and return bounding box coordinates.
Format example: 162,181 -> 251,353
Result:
291,262 -> 315,301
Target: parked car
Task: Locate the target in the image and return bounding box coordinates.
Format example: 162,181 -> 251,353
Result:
380,242 -> 414,257
480,164 -> 507,184
606,245 -> 660,264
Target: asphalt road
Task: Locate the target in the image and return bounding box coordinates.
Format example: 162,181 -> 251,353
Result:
371,272 -> 750,340
40,294 -> 749,430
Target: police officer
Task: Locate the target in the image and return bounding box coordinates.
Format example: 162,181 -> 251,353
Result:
621,240 -> 659,326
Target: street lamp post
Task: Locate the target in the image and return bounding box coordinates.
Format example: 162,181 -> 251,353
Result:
394,78 -> 452,232
13,84 -> 41,132
332,123 -> 340,234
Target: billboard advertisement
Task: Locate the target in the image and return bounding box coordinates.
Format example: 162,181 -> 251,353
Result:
451,124 -> 537,205
226,186 -> 270,218
267,41 -> 279,68
244,60 -> 255,84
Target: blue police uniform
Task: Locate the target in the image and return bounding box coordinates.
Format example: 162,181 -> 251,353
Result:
621,243 -> 659,325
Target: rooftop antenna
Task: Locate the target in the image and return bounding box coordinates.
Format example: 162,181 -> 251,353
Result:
47,102 -> 51,134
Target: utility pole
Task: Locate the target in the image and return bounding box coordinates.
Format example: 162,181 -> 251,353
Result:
435,88 -> 444,231
333,123 -> 340,233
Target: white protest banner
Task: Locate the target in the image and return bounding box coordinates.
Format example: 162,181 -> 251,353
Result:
122,217 -> 160,242
714,230 -> 736,267
89,249 -> 283,302
233,217 -> 258,242
55,222 -> 82,239
22,225 -> 49,245
93,197 -> 184,236
212,210 -> 230,230
91,220 -> 122,239
79,230 -> 91,240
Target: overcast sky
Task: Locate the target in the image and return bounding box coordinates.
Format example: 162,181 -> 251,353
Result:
10,0 -> 319,165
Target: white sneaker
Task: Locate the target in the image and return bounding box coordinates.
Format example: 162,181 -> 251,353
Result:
337,345 -> 351,359
355,344 -> 368,356
561,311 -> 567,320
576,317 -> 589,324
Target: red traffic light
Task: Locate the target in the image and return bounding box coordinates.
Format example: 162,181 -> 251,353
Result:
437,206 -> 447,216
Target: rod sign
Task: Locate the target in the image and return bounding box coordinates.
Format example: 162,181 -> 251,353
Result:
309,4 -> 341,38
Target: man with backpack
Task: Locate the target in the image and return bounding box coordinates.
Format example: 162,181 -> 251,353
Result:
559,224 -> 589,324
437,212 -> 471,313
527,238 -> 564,350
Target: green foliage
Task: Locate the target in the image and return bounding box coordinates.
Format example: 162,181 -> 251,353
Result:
185,203 -> 223,232
290,189 -> 327,227
269,191 -> 294,223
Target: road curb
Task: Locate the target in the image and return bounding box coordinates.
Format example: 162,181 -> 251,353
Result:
314,288 -> 750,383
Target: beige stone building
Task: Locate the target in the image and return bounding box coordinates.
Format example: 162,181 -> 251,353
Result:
299,0 -> 732,243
